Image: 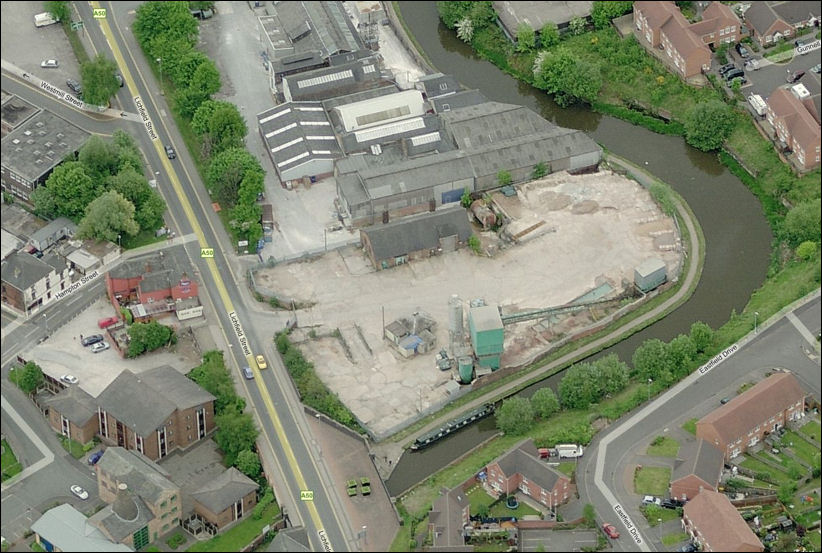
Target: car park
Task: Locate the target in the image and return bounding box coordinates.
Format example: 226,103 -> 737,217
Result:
88,450 -> 104,465
81,334 -> 104,346
40,59 -> 59,68
242,366 -> 254,380
61,374 -> 79,385
165,145 -> 176,159
735,43 -> 750,58
787,70 -> 805,83
70,485 -> 89,500
66,79 -> 82,95
256,354 -> 267,369
91,341 -> 110,353
602,523 -> 620,539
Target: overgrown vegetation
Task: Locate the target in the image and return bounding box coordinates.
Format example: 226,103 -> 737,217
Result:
126,320 -> 176,357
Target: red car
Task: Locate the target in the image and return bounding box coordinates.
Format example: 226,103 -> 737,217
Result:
98,316 -> 118,329
602,523 -> 620,539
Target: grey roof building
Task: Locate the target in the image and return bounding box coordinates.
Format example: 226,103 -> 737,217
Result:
42,385 -> 97,426
1,250 -> 70,316
494,0 -> 593,39
428,487 -> 472,550
0,228 -> 22,260
29,216 -> 76,251
430,89 -> 488,114
89,489 -> 154,543
139,365 -> 216,412
415,73 -> 461,100
257,101 -> 341,183
266,527 -> 312,552
96,447 -> 176,505
31,504 -> 132,553
281,55 -> 392,103
191,467 -> 259,515
1,109 -> 91,201
671,438 -> 725,501
1,93 -> 39,135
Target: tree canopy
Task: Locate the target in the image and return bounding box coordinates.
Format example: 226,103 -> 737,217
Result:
782,198 -> 821,247
591,1 -> 634,29
530,387 -> 560,419
15,362 -> 44,395
207,147 -> 264,208
535,50 -> 602,107
32,162 -> 100,221
496,396 -> 534,435
76,190 -> 140,242
192,100 -> 248,157
134,1 -> 198,57
516,23 -> 536,52
684,100 -> 736,151
80,54 -> 120,106
126,321 -> 175,357
214,411 -> 258,467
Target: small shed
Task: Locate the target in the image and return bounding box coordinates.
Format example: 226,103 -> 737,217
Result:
634,258 -> 667,292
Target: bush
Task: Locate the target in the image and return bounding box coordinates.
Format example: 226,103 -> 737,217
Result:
468,235 -> 482,254
166,533 -> 186,550
253,487 -> 274,519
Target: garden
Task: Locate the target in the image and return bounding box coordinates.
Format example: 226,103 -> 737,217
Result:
465,484 -> 543,519
1,439 -> 22,482
633,465 -> 671,497
646,436 -> 679,457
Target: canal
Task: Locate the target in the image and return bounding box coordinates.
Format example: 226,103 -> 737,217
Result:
386,1 -> 773,497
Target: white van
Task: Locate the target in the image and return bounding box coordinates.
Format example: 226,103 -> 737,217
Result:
34,12 -> 59,27
747,94 -> 767,117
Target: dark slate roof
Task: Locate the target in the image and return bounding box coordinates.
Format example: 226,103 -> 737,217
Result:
273,1 -> 363,59
770,0 -> 821,25
431,89 -> 489,113
29,217 -> 76,246
266,527 -> 311,552
42,385 -> 97,426
109,247 -> 193,293
283,56 -> 390,102
88,494 -> 153,542
95,447 -> 176,505
440,101 -> 552,147
672,438 -> 724,486
139,365 -> 216,411
191,467 -> 259,514
430,486 -> 470,548
415,73 -> 461,99
744,1 -> 780,35
362,206 -> 473,262
96,371 -> 176,436
257,101 -> 342,177
1,251 -> 55,290
338,113 -> 442,154
495,440 -> 564,493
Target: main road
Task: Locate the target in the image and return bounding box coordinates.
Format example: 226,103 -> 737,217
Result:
60,3 -> 353,550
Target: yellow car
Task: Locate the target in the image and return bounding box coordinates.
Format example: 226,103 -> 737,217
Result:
255,354 -> 267,369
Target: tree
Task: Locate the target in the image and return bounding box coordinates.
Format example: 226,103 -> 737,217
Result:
496,397 -> 534,435
475,503 -> 490,519
783,199 -> 821,247
80,54 -> 120,106
46,0 -> 70,23
172,49 -> 210,88
136,192 -> 167,232
112,130 -> 144,173
777,482 -> 797,504
126,320 -> 174,357
207,148 -> 264,207
558,362 -> 603,409
596,354 -> 629,395
188,351 -> 243,415
229,202 -> 263,246
631,338 -> 670,382
79,135 -> 121,181
532,161 -> 548,179
16,362 -> 44,395
133,1 -> 198,55
531,387 -> 560,419
193,100 -> 247,157
591,1 -> 634,29
214,411 -> 258,466
689,321 -> 714,353
797,240 -> 818,260
33,162 -> 99,221
437,1 -> 476,28
460,188 -> 473,208
568,16 -> 587,35
535,50 -> 602,107
76,190 -> 140,242
456,17 -> 474,43
684,100 -> 736,151
667,334 -> 697,379
539,22 -> 560,48
516,23 -> 536,53
236,449 -> 262,479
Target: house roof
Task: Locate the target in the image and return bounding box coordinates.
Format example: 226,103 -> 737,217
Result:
42,385 -> 97,426
635,1 -> 681,30
139,365 -> 216,411
768,1 -> 821,26
266,527 -> 311,552
89,493 -> 153,542
191,467 -> 259,514
701,1 -> 739,23
109,247 -> 194,293
672,438 -> 724,488
660,10 -> 710,61
767,87 -> 822,153
30,504 -> 132,552
684,490 -> 761,551
431,89 -> 489,113
697,372 -> 805,444
1,251 -> 56,290
361,206 -> 473,262
493,440 -> 566,493
29,217 -> 76,246
430,486 -> 470,548
96,447 -> 176,505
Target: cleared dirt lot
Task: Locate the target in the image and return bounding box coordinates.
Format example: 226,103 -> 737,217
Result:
254,170 -> 682,438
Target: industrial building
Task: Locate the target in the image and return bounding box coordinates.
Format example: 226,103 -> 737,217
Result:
468,303 -> 505,371
634,257 -> 667,292
279,55 -> 393,103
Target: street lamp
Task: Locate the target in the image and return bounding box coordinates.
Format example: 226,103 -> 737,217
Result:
117,234 -> 121,249
362,525 -> 367,546
42,313 -> 48,335
647,378 -> 653,401
657,518 -> 662,543
754,311 -> 759,334
156,57 -> 164,95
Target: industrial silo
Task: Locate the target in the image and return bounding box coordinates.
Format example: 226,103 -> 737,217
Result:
458,356 -> 474,384
448,295 -> 463,341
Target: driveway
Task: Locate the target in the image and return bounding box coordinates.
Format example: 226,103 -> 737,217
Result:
722,40 -> 822,99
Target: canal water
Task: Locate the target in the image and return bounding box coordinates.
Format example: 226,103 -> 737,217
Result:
386,1 -> 773,496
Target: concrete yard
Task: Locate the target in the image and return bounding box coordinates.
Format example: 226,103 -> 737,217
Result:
254,170 -> 682,438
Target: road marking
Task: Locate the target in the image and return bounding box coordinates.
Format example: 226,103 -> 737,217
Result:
93,7 -> 106,18
133,96 -> 158,140
200,248 -> 215,258
613,504 -> 643,545
300,490 -> 314,501
317,529 -> 333,551
786,312 -> 817,346
697,343 -> 738,375
228,311 -> 252,356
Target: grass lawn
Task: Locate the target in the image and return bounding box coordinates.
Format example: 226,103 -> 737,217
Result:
807,531 -> 821,551
646,436 -> 679,457
1,439 -> 23,482
641,505 -> 681,526
120,229 -> 166,250
466,484 -> 495,513
489,499 -> 541,518
186,503 -> 279,552
682,418 -> 697,435
465,485 -> 542,518
739,456 -> 791,485
56,434 -> 85,460
473,542 -> 511,552
799,419 -> 821,443
662,532 -> 689,546
142,547 -> 161,552
556,462 -> 576,478
634,466 -> 671,496
757,449 -> 807,475
782,430 -> 820,466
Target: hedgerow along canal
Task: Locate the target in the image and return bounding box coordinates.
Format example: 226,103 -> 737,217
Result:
385,1 -> 772,497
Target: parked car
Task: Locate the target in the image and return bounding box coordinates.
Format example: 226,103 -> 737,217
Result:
115,73 -> 124,87
256,354 -> 267,369
642,495 -> 662,506
718,63 -> 736,76
744,58 -> 759,71
91,341 -> 110,353
242,366 -> 254,380
98,316 -> 118,329
735,43 -> 750,58
81,334 -> 103,346
165,145 -> 176,159
40,59 -> 59,68
720,396 -> 731,404
812,63 -> 821,74
602,523 -> 620,539
70,485 -> 89,500
661,498 -> 685,509
787,70 -> 805,83
61,374 -> 79,385
66,79 -> 82,95
724,69 -> 744,82
88,450 -> 104,465
677,543 -> 696,552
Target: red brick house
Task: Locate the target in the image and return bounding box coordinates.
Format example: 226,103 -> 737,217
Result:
688,2 -> 744,48
766,80 -> 821,170
682,490 -> 763,552
484,440 -> 575,510
696,371 -> 806,460
43,385 -> 99,445
744,1 -> 821,45
191,468 -> 259,531
670,438 -> 724,501
633,1 -> 711,78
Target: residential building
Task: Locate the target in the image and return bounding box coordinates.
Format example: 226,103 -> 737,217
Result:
766,76 -> 821,170
484,440 -> 575,510
31,504 -> 132,553
744,1 -> 821,45
1,250 -> 70,316
266,527 -> 312,552
1,109 -> 90,201
93,447 -> 182,546
95,366 -> 216,462
428,486 -> 472,551
190,467 -> 259,531
43,384 -> 99,444
696,371 -> 806,460
105,247 -> 202,322
670,438 -> 724,501
682,489 -> 763,552
633,1 -> 712,78
687,2 -> 744,47
360,206 -> 473,270
493,1 -> 594,39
